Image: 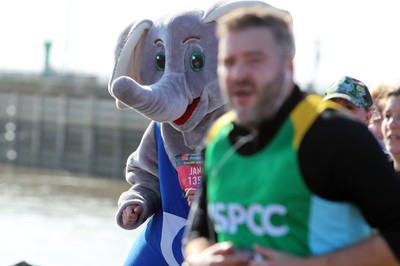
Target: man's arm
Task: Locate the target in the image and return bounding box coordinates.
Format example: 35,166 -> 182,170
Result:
250,233 -> 399,266
183,181 -> 251,266
300,112 -> 400,261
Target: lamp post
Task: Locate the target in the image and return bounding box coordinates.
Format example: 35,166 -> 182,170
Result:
44,41 -> 52,76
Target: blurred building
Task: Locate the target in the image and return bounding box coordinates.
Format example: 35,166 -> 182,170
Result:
0,73 -> 150,179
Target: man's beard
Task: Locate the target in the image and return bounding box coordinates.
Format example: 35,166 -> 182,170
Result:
232,71 -> 287,129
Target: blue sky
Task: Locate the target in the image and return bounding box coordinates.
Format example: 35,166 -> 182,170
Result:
2,0 -> 400,93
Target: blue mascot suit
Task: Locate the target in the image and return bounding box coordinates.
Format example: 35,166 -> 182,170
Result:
124,123 -> 190,266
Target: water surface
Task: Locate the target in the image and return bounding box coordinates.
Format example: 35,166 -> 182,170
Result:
0,167 -> 144,266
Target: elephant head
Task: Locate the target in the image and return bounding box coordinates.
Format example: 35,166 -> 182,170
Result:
108,0 -> 274,132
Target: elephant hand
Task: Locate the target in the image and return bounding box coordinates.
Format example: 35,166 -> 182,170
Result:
185,188 -> 197,207
122,204 -> 143,228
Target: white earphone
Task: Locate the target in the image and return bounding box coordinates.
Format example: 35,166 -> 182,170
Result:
270,68 -> 292,117
283,68 -> 292,83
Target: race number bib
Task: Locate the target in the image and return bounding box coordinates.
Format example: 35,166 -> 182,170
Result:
175,153 -> 203,190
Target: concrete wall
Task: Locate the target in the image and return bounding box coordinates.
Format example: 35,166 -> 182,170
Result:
0,74 -> 150,179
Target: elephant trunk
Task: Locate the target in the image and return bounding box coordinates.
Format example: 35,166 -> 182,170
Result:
111,73 -> 190,122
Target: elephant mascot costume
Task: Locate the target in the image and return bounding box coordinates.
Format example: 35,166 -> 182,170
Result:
108,0 -> 272,265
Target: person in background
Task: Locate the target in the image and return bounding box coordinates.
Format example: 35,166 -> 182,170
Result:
323,76 -> 391,160
382,86 -> 400,175
369,83 -> 393,141
323,76 -> 372,125
182,5 -> 400,266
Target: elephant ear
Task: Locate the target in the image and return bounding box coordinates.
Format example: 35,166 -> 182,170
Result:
203,0 -> 291,23
108,19 -> 153,109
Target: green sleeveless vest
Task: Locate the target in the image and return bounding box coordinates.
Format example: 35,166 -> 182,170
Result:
205,95 -> 344,256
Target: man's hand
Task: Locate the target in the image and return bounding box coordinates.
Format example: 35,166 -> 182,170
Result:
249,245 -> 305,266
122,204 -> 143,228
184,241 -> 249,266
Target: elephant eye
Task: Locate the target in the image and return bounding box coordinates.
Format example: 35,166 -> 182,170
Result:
190,51 -> 205,72
155,52 -> 166,71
